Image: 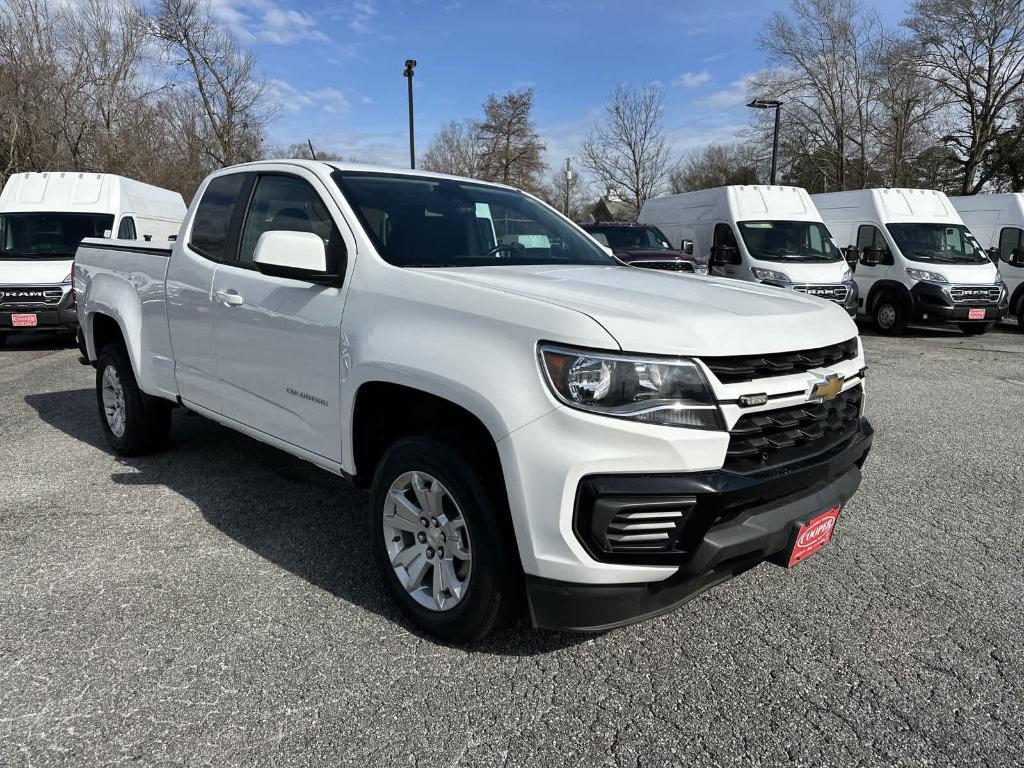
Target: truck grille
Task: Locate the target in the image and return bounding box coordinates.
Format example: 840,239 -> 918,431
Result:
0,286 -> 64,309
627,259 -> 694,272
949,285 -> 1001,305
724,385 -> 863,473
700,337 -> 858,384
793,283 -> 850,304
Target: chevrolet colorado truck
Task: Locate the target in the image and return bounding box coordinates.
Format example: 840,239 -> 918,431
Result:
75,161 -> 873,641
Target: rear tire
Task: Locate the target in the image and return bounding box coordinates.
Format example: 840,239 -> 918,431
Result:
959,322 -> 991,335
872,293 -> 907,335
95,342 -> 171,456
370,437 -> 519,642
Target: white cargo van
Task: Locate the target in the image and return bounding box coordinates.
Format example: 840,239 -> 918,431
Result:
0,172 -> 185,344
639,185 -> 857,315
813,188 -> 1006,335
949,193 -> 1024,330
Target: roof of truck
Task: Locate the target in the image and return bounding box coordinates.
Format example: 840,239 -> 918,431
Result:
223,159 -> 518,190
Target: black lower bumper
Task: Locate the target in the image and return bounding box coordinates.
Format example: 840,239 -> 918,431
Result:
526,419 -> 873,632
910,283 -> 1007,324
0,307 -> 78,332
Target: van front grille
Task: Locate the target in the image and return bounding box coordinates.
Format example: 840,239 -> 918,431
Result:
793,283 -> 850,304
949,285 -> 1001,305
0,286 -> 64,309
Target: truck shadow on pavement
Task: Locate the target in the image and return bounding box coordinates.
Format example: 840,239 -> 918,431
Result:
25,388 -> 588,657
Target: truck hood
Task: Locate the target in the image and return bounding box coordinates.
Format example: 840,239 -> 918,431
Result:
0,258 -> 72,285
425,264 -> 858,356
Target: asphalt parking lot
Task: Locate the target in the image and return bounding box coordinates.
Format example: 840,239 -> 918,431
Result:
1,324 -> 1022,767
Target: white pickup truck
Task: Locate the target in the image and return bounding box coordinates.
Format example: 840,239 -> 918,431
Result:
75,160 -> 873,641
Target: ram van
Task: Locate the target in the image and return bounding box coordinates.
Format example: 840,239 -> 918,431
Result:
0,172 -> 185,345
813,188 -> 1006,335
950,193 -> 1024,330
638,185 -> 857,314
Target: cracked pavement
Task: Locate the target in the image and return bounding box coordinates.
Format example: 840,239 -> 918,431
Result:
1,324 -> 1022,767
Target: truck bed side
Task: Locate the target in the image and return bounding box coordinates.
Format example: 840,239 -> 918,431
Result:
75,238 -> 179,402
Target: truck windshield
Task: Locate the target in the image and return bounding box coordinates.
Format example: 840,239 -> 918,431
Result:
0,212 -> 114,259
885,223 -> 988,265
333,171 -> 615,268
588,226 -> 672,250
737,220 -> 842,263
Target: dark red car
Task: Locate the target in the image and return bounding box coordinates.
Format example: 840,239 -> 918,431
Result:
582,221 -> 707,275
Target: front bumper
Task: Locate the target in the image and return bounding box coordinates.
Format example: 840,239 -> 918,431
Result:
524,418 -> 872,631
910,282 -> 1007,323
0,284 -> 77,332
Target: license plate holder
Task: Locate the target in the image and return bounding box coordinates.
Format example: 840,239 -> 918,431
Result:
783,507 -> 840,567
967,308 -> 986,320
11,313 -> 38,327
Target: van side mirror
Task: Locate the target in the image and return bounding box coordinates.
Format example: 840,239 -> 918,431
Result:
860,246 -> 885,266
712,243 -> 740,265
680,239 -> 694,255
1011,248 -> 1024,267
987,246 -> 1000,264
253,230 -> 336,284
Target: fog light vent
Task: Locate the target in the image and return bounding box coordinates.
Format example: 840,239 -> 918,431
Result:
593,496 -> 697,553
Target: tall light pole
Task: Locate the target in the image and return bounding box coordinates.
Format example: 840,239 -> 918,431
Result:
747,98 -> 783,185
403,59 -> 417,169
563,158 -> 573,216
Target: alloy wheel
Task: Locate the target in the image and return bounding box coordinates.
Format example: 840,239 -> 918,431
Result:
101,366 -> 127,438
382,471 -> 472,611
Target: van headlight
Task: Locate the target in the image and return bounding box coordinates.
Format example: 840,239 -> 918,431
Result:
841,267 -> 854,282
751,267 -> 790,283
905,267 -> 947,284
538,344 -> 724,429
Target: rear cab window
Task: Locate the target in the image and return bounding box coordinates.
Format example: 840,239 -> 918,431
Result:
189,173 -> 248,261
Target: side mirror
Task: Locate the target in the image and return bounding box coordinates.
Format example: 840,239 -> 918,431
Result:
680,239 -> 694,255
860,247 -> 884,266
253,230 -> 335,284
713,243 -> 740,265
987,247 -> 1000,264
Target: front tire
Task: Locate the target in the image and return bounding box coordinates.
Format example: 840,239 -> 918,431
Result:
370,437 -> 519,642
873,293 -> 907,335
95,342 -> 171,456
959,322 -> 991,335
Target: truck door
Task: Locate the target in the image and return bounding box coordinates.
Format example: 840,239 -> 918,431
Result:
210,170 -> 350,463
166,172 -> 249,413
998,226 -> 1024,302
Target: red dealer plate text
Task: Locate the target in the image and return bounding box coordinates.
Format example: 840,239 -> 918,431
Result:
968,308 -> 986,320
787,507 -> 840,567
11,314 -> 38,327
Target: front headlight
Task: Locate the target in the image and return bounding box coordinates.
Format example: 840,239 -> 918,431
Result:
841,267 -> 854,282
751,267 -> 790,283
905,267 -> 947,284
538,344 -> 724,429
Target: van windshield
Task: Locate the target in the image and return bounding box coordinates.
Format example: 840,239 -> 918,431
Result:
885,223 -> 988,265
0,212 -> 114,259
333,171 -> 615,268
737,220 -> 843,263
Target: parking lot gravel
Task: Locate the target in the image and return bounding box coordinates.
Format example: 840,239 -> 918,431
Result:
1,324 -> 1022,767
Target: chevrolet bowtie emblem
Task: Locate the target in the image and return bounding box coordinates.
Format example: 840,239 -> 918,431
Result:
810,373 -> 844,401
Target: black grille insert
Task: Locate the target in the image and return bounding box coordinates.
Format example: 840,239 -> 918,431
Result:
629,260 -> 694,272
701,337 -> 858,384
725,385 -> 863,473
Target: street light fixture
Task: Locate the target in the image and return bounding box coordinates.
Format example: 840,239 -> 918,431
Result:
747,98 -> 783,185
403,59 -> 417,169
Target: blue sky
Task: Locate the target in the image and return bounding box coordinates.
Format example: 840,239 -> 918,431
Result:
211,0 -> 909,169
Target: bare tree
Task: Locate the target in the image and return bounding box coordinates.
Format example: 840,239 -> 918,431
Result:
580,83 -> 672,217
475,88 -> 546,192
152,0 -> 273,169
904,0 -> 1024,193
757,0 -> 882,190
265,142 -> 344,161
670,143 -> 759,192
420,119 -> 481,178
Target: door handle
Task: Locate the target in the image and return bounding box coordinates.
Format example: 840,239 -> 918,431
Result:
214,289 -> 244,307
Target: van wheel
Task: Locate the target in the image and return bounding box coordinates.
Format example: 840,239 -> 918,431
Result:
95,342 -> 171,456
370,437 -> 519,642
959,322 -> 991,335
1017,304 -> 1024,332
873,294 -> 907,335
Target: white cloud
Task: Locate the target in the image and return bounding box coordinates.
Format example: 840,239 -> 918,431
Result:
698,72 -> 761,109
267,79 -> 350,115
674,71 -> 713,88
208,0 -> 329,45
350,0 -> 377,34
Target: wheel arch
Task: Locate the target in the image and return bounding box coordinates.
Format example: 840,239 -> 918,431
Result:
1009,282 -> 1024,316
866,280 -> 913,315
